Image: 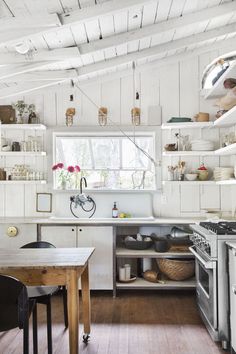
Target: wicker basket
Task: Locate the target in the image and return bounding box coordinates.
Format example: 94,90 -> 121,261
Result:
156,258 -> 195,281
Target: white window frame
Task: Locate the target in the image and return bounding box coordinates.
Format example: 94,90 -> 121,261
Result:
53,131 -> 157,192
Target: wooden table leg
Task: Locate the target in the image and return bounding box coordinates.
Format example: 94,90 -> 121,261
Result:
67,269 -> 79,354
81,263 -> 91,335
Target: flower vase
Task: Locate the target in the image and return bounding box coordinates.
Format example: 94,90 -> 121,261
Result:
59,180 -> 67,190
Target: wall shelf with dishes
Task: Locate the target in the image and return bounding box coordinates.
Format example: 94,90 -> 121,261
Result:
163,151 -> 216,157
0,124 -> 46,130
162,180 -> 216,186
0,123 -> 47,184
161,122 -> 214,130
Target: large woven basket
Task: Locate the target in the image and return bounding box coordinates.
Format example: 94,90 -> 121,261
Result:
156,258 -> 195,281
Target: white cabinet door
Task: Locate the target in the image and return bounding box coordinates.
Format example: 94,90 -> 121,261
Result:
41,226 -> 77,247
0,224 -> 37,249
229,248 -> 236,351
77,226 -> 113,290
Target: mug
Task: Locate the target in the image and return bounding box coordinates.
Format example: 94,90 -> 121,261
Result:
194,112 -> 209,122
12,141 -> 21,151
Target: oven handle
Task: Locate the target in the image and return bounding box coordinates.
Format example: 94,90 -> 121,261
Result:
189,246 -> 216,269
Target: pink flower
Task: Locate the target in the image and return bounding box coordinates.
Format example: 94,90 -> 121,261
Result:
74,165 -> 81,172
57,163 -> 64,169
67,166 -> 75,173
52,164 -> 58,171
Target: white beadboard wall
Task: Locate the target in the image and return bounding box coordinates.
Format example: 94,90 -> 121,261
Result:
0,44 -> 235,218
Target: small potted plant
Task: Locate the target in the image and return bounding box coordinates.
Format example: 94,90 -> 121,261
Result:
12,100 -> 28,124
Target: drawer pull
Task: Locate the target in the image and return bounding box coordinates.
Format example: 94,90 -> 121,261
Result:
232,285 -> 236,295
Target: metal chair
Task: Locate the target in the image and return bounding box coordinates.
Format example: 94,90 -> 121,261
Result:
21,241 -> 68,354
0,274 -> 35,354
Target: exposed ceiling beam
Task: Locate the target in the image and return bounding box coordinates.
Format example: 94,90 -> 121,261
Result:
78,23 -> 236,77
79,1 -> 236,55
60,0 -> 153,26
0,47 -> 80,65
77,37 -> 236,84
0,14 -> 61,45
0,70 -> 78,84
0,0 -> 151,47
0,13 -> 61,30
0,80 -> 69,100
0,62 -> 61,81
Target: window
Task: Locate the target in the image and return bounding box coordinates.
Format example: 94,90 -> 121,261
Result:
53,133 -> 156,190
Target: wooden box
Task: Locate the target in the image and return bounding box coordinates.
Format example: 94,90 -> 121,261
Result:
0,105 -> 16,124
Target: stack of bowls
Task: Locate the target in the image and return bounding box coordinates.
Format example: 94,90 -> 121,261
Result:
213,167 -> 234,181
191,139 -> 214,151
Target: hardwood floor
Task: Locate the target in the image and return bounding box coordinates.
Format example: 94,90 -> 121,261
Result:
0,291 -> 227,354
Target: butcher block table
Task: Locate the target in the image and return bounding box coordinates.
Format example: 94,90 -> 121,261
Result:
0,247 -> 94,354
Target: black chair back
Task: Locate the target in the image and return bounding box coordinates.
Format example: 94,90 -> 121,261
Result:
21,241 -> 55,249
0,275 -> 29,332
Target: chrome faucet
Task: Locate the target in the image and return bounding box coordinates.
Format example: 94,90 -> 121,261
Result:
80,177 -> 87,194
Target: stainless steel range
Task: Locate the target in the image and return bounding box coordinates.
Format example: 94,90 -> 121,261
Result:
190,221 -> 236,349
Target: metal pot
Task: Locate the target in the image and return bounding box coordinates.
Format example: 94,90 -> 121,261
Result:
154,239 -> 170,253
170,226 -> 192,239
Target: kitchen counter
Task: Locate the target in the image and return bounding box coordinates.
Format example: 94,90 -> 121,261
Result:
0,216 -> 208,225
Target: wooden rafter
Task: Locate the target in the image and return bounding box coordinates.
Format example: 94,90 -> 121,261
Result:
78,1 -> 236,54
78,23 -> 236,77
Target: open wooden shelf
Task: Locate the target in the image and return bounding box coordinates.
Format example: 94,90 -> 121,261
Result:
163,151 -> 216,157
213,105 -> 236,127
215,143 -> 236,155
0,180 -> 47,185
162,180 -> 216,186
216,179 -> 236,185
161,122 -> 214,130
204,61 -> 236,99
116,247 -> 193,259
0,151 -> 46,156
0,124 -> 46,130
116,277 -> 196,289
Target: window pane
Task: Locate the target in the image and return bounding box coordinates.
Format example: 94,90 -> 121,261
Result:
91,138 -> 120,169
122,137 -> 152,169
56,137 -> 92,168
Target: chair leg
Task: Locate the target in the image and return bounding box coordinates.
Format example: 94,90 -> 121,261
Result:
23,313 -> 29,354
46,297 -> 52,354
32,304 -> 38,354
62,286 -> 68,329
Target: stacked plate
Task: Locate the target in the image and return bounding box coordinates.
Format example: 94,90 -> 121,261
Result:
191,139 -> 214,151
213,167 -> 234,181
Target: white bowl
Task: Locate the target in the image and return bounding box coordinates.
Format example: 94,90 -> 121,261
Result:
185,173 -> 198,181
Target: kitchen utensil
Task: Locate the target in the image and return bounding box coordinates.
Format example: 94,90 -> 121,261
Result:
124,235 -> 153,250
170,226 -> 191,239
154,239 -> 170,253
185,173 -> 198,181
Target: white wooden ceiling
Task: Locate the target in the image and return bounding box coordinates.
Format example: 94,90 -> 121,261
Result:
0,0 -> 236,97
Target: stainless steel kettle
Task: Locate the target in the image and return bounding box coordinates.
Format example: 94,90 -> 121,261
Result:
170,226 -> 192,239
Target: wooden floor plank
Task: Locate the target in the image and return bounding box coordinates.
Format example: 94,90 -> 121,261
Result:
0,291 -> 227,354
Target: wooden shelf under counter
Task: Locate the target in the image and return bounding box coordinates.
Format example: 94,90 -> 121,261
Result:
116,247 -> 194,259
116,277 -> 196,290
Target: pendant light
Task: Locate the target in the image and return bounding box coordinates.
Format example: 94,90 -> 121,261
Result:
131,61 -> 141,126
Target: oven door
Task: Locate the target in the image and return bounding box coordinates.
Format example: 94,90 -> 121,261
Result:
190,246 -> 218,332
